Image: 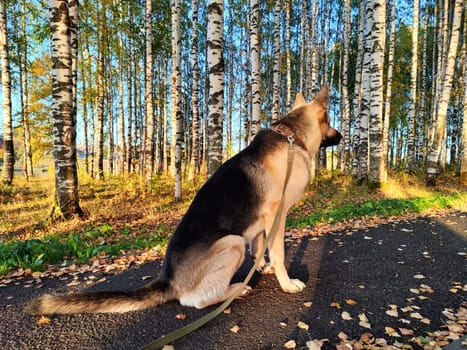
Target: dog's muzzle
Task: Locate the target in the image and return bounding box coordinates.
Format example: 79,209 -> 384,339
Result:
320,127 -> 342,148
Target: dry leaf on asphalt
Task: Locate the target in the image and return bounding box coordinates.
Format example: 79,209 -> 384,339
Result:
297,321 -> 309,330
341,311 -> 353,320
284,339 -> 296,349
230,325 -> 240,333
384,326 -> 400,337
306,339 -> 328,350
330,302 -> 341,309
37,316 -> 51,325
345,299 -> 357,305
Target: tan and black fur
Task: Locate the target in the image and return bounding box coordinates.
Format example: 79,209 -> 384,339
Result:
26,85 -> 341,315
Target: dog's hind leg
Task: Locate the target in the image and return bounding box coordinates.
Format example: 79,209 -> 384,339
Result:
178,235 -> 248,309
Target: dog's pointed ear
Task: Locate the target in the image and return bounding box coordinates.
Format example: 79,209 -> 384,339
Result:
292,93 -> 307,109
314,84 -> 329,109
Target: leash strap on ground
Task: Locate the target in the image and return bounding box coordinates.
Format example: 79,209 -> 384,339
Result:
140,141 -> 295,350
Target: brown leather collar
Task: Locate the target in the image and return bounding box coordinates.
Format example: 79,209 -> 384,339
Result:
271,123 -> 309,154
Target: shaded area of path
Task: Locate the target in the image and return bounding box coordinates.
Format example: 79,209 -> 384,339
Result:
1,211 -> 466,349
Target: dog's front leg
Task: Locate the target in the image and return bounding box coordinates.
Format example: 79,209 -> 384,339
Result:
250,232 -> 275,274
266,212 -> 305,293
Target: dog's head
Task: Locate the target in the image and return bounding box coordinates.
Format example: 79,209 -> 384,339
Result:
290,85 -> 342,153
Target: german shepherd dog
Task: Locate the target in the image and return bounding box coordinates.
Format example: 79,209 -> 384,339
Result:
27,85 -> 341,314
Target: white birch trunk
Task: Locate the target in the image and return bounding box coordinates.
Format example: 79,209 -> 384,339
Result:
383,0 -> 396,173
271,0 -> 281,122
460,36 -> 467,185
207,0 -> 224,177
427,0 -> 463,186
369,0 -> 387,186
0,0 -> 13,184
49,0 -> 83,218
339,0 -> 351,171
171,0 -> 183,198
285,0 -> 291,108
358,1 -> 372,184
188,0 -> 200,181
145,0 -> 154,181
352,0 -> 365,176
249,0 -> 260,139
407,0 -> 419,171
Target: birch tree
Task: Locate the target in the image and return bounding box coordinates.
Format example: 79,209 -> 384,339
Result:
271,0 -> 281,122
407,0 -> 419,171
144,0 -> 155,181
368,0 -> 387,187
383,0 -> 396,173
49,0 -> 83,218
427,0 -> 463,186
206,0 -> 224,177
18,0 -> 33,180
461,39 -> 467,185
358,1 -> 372,184
171,0 -> 182,198
352,0 -> 365,176
339,0 -> 351,171
0,0 -> 13,185
249,0 -> 260,140
188,0 -> 200,180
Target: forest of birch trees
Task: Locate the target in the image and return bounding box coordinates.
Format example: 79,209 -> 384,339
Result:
0,0 -> 466,217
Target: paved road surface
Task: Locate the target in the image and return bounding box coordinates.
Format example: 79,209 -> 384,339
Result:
1,211 -> 466,349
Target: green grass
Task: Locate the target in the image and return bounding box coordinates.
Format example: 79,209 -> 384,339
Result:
0,223 -> 170,275
287,192 -> 466,228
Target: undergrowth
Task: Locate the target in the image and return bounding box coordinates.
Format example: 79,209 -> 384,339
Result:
0,170 -> 466,276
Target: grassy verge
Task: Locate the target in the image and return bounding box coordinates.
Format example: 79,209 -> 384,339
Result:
0,170 -> 466,277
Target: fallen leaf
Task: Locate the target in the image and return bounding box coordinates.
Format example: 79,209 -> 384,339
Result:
386,309 -> 399,318
385,326 -> 400,337
303,301 -> 313,307
223,308 -> 231,315
284,339 -> 296,349
359,332 -> 374,344
358,313 -> 369,322
345,299 -> 357,305
297,321 -> 309,330
37,316 -> 51,325
162,346 -> 174,350
306,339 -> 327,350
410,312 -> 423,319
409,288 -> 420,294
413,274 -> 426,279
449,288 -> 458,294
141,275 -> 152,280
175,313 -> 186,320
330,302 -> 341,309
337,332 -> 348,340
341,311 -> 353,320
447,323 -> 464,333
401,306 -> 413,313
399,328 -> 414,335
420,317 -> 431,324
230,325 -> 240,333
359,321 -> 371,329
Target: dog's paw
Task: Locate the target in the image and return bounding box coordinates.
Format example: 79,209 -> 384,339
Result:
257,263 -> 275,275
281,279 -> 306,293
235,285 -> 252,299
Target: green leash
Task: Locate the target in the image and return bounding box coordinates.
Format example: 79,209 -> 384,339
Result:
141,141 -> 295,350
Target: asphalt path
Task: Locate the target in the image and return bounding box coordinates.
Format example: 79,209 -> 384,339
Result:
1,211 -> 466,349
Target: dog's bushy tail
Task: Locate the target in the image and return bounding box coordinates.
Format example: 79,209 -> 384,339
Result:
25,280 -> 173,315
